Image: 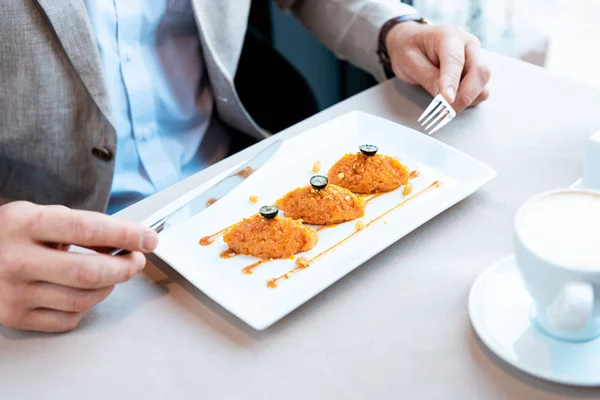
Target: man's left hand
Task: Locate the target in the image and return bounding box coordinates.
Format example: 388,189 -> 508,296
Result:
386,22 -> 491,113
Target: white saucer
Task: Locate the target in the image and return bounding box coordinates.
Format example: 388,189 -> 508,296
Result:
469,256 -> 600,387
571,178 -> 582,189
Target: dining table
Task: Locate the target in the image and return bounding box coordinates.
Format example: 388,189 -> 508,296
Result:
2,51 -> 600,400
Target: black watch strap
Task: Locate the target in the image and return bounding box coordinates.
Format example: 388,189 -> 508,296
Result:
377,14 -> 431,79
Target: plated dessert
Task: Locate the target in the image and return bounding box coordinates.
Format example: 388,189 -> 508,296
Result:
328,144 -> 410,194
276,175 -> 365,225
222,205 -> 318,260
153,111 -> 496,331
200,144 -> 427,286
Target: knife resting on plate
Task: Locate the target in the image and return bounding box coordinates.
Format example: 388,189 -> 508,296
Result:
109,139 -> 283,256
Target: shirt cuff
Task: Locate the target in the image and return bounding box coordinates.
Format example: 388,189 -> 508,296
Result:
337,1 -> 418,82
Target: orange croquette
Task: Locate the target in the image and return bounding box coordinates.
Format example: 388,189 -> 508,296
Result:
223,214 -> 318,259
276,184 -> 365,225
328,153 -> 409,194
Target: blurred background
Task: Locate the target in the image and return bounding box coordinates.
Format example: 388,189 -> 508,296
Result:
246,0 -> 600,118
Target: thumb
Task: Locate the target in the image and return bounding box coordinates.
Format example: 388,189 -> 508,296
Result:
437,38 -> 466,103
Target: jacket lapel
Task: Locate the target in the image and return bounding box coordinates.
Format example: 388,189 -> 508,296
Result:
36,0 -> 114,128
36,0 -> 250,130
190,0 -> 251,78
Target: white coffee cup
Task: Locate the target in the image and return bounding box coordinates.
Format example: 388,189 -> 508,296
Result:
514,189 -> 600,342
582,131 -> 600,190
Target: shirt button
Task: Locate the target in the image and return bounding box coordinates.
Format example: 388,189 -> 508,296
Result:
122,47 -> 133,62
139,126 -> 155,141
91,147 -> 114,162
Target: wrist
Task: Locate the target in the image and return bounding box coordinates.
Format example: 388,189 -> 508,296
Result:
377,15 -> 431,79
385,21 -> 423,55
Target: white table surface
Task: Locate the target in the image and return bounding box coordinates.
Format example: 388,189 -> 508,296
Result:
3,52 -> 600,400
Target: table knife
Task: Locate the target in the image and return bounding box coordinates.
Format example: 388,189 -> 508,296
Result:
109,139 -> 283,256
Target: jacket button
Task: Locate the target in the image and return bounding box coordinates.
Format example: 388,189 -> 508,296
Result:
91,147 -> 114,162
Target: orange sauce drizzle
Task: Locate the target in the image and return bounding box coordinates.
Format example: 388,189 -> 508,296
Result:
220,249 -> 238,259
249,195 -> 259,204
206,198 -> 218,207
232,166 -> 255,179
403,183 -> 413,196
267,261 -> 309,288
242,260 -> 265,275
316,224 -> 339,232
199,225 -> 232,246
366,180 -> 440,228
365,192 -> 384,204
266,180 -> 441,288
409,170 -> 420,179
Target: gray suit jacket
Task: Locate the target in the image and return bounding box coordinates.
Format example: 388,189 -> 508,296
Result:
0,0 -> 415,212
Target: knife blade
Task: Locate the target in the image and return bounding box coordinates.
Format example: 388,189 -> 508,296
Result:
109,139 -> 283,256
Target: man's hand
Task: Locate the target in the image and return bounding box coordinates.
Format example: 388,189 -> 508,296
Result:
0,201 -> 159,333
386,22 -> 491,113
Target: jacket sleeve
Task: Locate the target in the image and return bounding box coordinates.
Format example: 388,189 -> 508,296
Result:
275,0 -> 418,81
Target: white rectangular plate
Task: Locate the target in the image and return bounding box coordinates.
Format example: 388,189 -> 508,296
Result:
153,111 -> 496,330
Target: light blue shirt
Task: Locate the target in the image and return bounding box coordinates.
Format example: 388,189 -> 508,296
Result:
84,0 -> 230,214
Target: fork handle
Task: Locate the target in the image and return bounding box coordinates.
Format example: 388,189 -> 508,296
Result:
106,216 -> 167,256
109,248 -> 131,256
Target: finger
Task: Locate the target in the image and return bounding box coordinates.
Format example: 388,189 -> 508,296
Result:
27,205 -> 158,252
436,33 -> 467,103
453,42 -> 491,112
26,282 -> 114,312
19,309 -> 84,333
28,248 -> 146,289
469,87 -> 490,108
393,49 -> 440,97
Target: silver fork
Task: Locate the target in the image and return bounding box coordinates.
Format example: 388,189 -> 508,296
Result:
418,94 -> 456,135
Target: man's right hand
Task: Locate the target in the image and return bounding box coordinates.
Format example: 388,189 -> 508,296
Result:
0,201 -> 159,333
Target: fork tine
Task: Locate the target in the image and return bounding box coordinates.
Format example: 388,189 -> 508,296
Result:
425,109 -> 449,131
418,94 -> 456,134
428,114 -> 453,135
418,97 -> 442,122
421,103 -> 444,126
